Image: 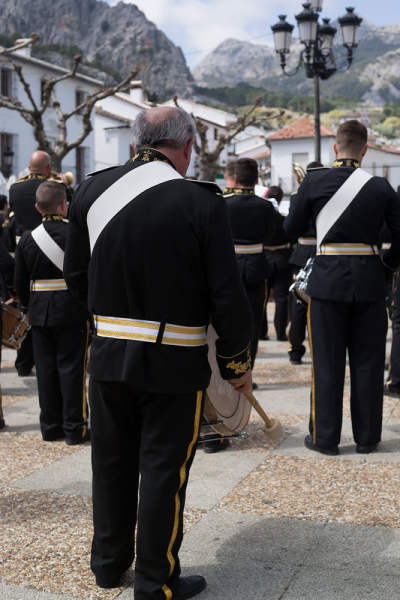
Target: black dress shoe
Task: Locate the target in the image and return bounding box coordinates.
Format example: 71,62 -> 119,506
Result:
204,435 -> 230,454
304,435 -> 339,456
289,358 -> 302,365
383,386 -> 400,398
277,335 -> 288,341
174,576 -> 206,600
252,382 -> 258,390
0,418 -> 5,430
17,370 -> 33,377
66,429 -> 91,446
356,443 -> 378,454
95,575 -> 120,589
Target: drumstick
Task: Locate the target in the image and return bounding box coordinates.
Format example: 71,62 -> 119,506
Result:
244,390 -> 285,440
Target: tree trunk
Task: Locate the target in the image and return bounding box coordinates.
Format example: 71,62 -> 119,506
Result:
49,152 -> 62,173
198,155 -> 214,181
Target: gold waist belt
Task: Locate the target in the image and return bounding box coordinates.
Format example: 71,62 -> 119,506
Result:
30,279 -> 67,291
234,243 -> 263,254
317,244 -> 378,256
15,236 -> 21,245
94,315 -> 207,347
382,243 -> 391,250
298,238 -> 317,246
264,243 -> 291,251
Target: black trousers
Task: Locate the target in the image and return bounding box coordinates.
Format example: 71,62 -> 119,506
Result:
31,321 -> 89,441
244,279 -> 267,368
288,294 -> 308,362
15,327 -> 35,374
90,380 -> 204,599
262,267 -> 292,339
387,270 -> 400,393
0,319 -> 3,424
308,298 -> 387,447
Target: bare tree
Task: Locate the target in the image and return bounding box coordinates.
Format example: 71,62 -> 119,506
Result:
0,33 -> 40,56
0,53 -> 139,171
174,95 -> 283,181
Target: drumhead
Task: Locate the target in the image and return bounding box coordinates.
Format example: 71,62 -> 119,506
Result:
204,325 -> 251,436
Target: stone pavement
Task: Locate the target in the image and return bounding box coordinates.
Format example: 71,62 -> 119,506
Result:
1,313 -> 400,600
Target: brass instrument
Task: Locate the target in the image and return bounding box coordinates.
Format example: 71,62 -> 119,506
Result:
49,171 -> 74,186
293,163 -> 306,185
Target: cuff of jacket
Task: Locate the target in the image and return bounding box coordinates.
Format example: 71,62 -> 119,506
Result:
217,345 -> 251,380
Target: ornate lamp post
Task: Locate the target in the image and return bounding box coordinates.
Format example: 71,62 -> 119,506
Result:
2,146 -> 14,178
272,5 -> 362,162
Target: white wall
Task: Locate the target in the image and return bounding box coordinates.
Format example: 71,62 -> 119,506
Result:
362,146 -> 400,191
0,55 -> 99,186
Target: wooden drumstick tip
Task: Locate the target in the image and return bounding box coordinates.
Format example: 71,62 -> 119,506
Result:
244,390 -> 285,441
264,417 -> 285,440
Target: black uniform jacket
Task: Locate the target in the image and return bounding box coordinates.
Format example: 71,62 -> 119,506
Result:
264,210 -> 292,272
9,174 -> 47,238
223,188 -> 276,282
0,239 -> 15,294
284,159 -> 400,302
289,226 -> 317,269
64,149 -> 253,395
14,215 -> 90,327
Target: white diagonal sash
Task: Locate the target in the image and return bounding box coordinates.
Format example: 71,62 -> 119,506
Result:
87,161 -> 183,253
31,224 -> 64,271
316,168 -> 373,248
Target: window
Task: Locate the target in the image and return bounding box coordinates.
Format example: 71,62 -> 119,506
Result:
1,133 -> 16,177
76,146 -> 89,184
75,89 -> 87,114
214,128 -> 218,141
1,68 -> 13,98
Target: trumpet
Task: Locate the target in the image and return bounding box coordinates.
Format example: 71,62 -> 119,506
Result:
49,171 -> 74,186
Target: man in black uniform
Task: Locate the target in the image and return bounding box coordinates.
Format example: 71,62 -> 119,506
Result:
284,120 -> 400,455
64,106 -> 253,598
9,151 -> 52,376
14,181 -> 90,444
287,162 -> 325,364
223,158 -> 275,371
263,186 -> 292,341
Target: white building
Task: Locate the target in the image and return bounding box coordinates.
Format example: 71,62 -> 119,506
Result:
268,116 -> 337,195
0,44 -> 102,186
94,82 -> 151,171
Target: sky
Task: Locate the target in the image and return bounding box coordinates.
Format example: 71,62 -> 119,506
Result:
107,0 -> 400,68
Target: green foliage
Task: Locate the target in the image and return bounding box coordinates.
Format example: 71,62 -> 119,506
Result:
32,42 -> 83,59
87,59 -> 123,82
193,83 -> 336,112
101,20 -> 110,33
143,87 -> 159,103
383,101 -> 400,118
380,116 -> 400,139
111,36 -> 123,48
0,32 -> 22,48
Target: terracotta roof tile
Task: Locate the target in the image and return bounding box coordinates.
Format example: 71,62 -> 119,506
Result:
268,116 -> 336,140
95,106 -> 132,124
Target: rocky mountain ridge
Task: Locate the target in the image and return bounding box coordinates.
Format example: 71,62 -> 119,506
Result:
193,19 -> 400,106
0,0 -> 194,99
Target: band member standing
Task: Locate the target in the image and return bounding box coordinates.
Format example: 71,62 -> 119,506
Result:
64,106 -> 253,598
284,120 -> 400,455
223,158 -> 275,373
262,186 -> 292,341
14,181 -> 90,444
287,162 -> 326,364
9,151 -> 52,377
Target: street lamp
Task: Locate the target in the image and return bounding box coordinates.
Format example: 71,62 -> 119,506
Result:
2,146 -> 14,178
271,4 -> 362,162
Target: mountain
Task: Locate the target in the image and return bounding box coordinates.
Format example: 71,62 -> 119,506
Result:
0,0 -> 193,99
192,20 -> 400,106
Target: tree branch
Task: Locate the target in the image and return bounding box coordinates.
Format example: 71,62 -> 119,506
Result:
13,64 -> 39,112
0,33 -> 40,56
40,54 -> 82,114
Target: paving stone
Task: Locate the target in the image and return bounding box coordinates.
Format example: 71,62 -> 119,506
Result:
0,585 -> 81,600
2,396 -> 41,434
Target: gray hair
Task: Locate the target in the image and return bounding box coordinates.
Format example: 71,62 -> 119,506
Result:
131,107 -> 196,150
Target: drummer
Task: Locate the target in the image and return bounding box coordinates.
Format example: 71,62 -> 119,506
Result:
14,181 -> 91,444
0,239 -> 18,430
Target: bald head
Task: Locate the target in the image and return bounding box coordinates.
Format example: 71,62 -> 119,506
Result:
131,106 -> 196,151
29,151 -> 51,175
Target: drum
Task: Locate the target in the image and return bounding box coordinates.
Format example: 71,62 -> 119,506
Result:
289,258 -> 314,308
2,300 -> 31,350
201,325 -> 251,442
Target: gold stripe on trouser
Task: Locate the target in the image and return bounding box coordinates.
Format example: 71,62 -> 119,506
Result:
0,381 -> 3,421
387,272 -> 398,388
162,390 -> 203,600
81,321 -> 90,438
262,280 -> 269,316
307,299 -> 316,443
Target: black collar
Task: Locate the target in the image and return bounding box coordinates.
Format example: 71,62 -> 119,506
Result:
223,187 -> 255,195
332,158 -> 360,169
131,148 -> 177,171
42,214 -> 66,222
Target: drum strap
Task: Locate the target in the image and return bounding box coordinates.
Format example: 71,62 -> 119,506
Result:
31,224 -> 64,272
87,161 -> 182,253
316,169 -> 372,248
